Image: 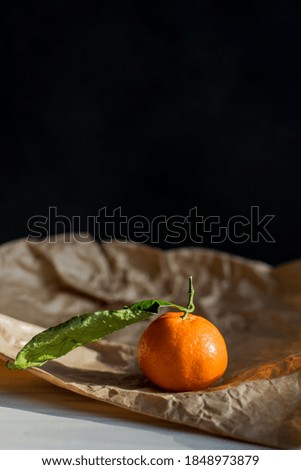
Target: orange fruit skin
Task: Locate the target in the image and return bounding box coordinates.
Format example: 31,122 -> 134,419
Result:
137,311 -> 228,392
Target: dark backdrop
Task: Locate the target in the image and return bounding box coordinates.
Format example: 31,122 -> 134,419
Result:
1,1 -> 300,265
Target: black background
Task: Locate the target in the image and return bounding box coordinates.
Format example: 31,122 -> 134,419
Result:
1,1 -> 300,265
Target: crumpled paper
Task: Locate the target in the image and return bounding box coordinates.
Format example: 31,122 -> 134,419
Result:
1,236 -> 301,449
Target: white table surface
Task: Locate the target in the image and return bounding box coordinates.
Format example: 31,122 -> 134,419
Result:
0,362 -> 267,450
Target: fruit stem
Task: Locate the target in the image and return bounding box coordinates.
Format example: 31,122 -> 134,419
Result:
182,276 -> 195,319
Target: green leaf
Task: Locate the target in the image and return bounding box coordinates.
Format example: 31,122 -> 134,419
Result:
7,308 -> 151,370
6,277 -> 196,370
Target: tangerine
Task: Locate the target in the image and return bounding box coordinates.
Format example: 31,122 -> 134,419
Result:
137,311 -> 228,392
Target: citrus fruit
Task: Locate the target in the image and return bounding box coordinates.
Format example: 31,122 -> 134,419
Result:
137,310 -> 228,392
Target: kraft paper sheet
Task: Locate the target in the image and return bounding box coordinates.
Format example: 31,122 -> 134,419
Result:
1,236 -> 301,449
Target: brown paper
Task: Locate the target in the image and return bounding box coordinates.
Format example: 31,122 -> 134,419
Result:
1,236 -> 301,449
